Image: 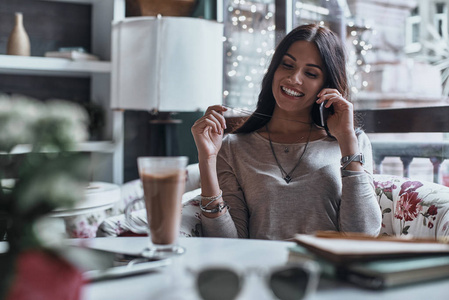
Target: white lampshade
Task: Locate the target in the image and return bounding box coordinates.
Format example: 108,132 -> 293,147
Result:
111,16 -> 224,112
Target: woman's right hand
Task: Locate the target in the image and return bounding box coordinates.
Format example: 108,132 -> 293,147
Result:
191,105 -> 228,159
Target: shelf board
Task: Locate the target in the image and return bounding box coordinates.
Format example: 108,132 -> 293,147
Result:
4,141 -> 116,155
0,55 -> 111,77
75,141 -> 116,153
41,0 -> 93,4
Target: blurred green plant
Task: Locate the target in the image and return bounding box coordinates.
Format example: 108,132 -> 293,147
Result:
0,94 -> 90,298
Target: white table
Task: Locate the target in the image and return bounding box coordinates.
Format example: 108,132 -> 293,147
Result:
78,237 -> 449,300
48,182 -> 121,238
50,182 -> 121,218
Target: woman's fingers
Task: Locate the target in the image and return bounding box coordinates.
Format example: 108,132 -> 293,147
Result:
317,89 -> 342,106
317,88 -> 341,98
193,105 -> 227,135
210,110 -> 227,130
316,89 -> 352,110
205,105 -> 227,115
205,113 -> 222,134
203,106 -> 227,132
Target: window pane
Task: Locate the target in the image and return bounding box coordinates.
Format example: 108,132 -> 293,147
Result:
293,0 -> 345,36
436,3 -> 445,14
223,0 -> 276,110
412,22 -> 420,43
336,1 -> 448,185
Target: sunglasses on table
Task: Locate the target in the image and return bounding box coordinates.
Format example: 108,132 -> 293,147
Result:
192,261 -> 320,300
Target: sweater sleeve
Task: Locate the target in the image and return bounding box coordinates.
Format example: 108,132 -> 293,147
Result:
201,136 -> 249,238
338,132 -> 382,236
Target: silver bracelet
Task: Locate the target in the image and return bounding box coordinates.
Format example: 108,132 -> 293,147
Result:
200,201 -> 229,214
200,190 -> 223,206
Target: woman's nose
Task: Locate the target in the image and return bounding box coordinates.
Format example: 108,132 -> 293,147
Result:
289,70 -> 303,85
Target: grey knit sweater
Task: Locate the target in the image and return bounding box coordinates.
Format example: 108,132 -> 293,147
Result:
201,131 -> 382,240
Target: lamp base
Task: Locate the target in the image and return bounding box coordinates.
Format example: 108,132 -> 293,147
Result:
149,113 -> 182,156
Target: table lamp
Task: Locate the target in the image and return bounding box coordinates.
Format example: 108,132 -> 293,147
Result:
111,16 -> 223,155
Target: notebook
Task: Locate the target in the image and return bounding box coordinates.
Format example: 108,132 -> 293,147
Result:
340,255 -> 449,289
290,232 -> 449,289
293,233 -> 449,264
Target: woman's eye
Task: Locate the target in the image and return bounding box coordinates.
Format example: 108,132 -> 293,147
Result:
282,62 -> 293,69
306,72 -> 317,78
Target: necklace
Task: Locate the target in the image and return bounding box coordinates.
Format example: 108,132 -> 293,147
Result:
266,125 -> 312,184
281,135 -> 306,153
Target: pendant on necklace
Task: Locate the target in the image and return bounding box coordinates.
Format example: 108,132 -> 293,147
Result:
284,175 -> 292,184
284,147 -> 289,153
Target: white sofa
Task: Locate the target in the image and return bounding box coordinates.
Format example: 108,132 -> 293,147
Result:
65,164 -> 449,239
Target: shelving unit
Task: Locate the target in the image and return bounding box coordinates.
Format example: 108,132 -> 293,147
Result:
8,141 -> 116,155
0,0 -> 126,184
0,54 -> 111,76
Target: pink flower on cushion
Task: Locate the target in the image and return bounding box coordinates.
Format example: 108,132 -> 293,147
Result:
427,205 -> 438,216
443,221 -> 449,231
374,180 -> 397,193
394,191 -> 423,221
399,181 -> 423,196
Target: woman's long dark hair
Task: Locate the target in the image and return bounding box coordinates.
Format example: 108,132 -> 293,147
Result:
233,24 -> 349,134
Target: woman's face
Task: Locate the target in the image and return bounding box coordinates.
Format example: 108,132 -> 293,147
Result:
271,40 -> 326,116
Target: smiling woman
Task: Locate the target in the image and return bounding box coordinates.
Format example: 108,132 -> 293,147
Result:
191,24 -> 382,243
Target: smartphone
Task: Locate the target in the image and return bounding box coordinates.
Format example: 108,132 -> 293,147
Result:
318,100 -> 334,128
64,246 -> 171,282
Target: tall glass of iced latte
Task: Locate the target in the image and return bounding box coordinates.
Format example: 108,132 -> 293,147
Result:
131,156 -> 188,258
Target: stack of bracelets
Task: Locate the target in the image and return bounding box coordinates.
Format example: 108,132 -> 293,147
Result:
199,189 -> 229,213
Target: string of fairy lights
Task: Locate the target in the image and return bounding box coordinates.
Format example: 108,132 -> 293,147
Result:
223,0 -> 276,110
222,0 -> 373,110
346,21 -> 374,96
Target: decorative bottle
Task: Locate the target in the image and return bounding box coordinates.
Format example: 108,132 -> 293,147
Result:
7,12 -> 31,56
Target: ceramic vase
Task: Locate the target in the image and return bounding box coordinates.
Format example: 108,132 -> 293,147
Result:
7,12 -> 31,56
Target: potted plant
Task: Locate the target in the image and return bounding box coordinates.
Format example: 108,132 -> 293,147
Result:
0,94 -> 90,300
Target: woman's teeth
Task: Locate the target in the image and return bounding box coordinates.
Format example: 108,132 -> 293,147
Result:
282,86 -> 303,97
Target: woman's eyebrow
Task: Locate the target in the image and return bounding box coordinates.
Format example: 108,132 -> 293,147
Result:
284,53 -> 323,71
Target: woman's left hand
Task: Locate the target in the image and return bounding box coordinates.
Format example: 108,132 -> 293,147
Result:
316,88 -> 355,140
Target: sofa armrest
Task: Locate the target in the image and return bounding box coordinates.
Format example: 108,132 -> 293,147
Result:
97,190 -> 203,238
186,163 -> 200,192
374,174 -> 449,239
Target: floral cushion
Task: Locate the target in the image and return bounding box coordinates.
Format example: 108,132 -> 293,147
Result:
373,174 -> 449,239
179,196 -> 202,237
96,196 -> 203,238
64,209 -> 114,238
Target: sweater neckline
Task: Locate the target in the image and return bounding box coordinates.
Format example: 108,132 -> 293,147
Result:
252,131 -> 328,146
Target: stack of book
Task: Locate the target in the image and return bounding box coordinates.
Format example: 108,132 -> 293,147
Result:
44,48 -> 99,61
289,232 -> 449,290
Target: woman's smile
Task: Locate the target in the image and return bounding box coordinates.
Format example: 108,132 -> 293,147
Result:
281,86 -> 304,98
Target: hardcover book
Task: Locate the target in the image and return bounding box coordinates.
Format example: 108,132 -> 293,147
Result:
290,232 -> 449,289
44,51 -> 99,61
293,233 -> 449,264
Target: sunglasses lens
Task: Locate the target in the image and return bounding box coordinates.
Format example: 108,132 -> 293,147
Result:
269,267 -> 309,300
197,269 -> 241,300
